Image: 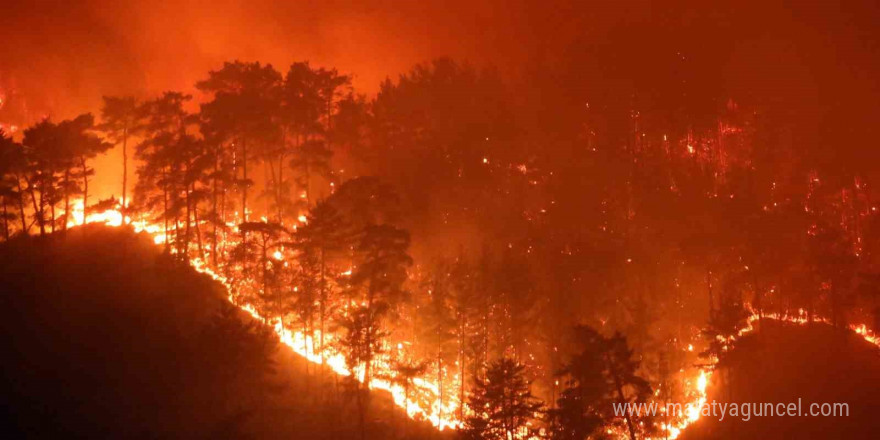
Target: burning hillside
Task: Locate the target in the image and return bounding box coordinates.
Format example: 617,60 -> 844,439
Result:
4,2 -> 880,439
0,225 -> 443,439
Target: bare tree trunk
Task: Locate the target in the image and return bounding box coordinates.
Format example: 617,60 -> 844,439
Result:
50,199 -> 55,233
15,177 -> 28,234
63,168 -> 70,230
184,163 -> 192,258
707,268 -> 714,320
278,149 -> 285,223
162,168 -> 169,253
607,351 -> 638,440
193,182 -> 205,261
220,179 -> 227,256
27,176 -> 44,236
459,320 -> 465,420
241,138 -> 248,222
212,151 -> 219,267
437,339 -> 444,428
319,246 -> 327,399
364,281 -> 376,387
2,197 -> 9,240
305,160 -> 311,208
122,126 -> 128,224
80,157 -> 90,221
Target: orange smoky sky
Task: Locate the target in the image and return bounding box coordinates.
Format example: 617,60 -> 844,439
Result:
0,0 -> 531,117
0,0 -> 530,199
2,0 -> 880,200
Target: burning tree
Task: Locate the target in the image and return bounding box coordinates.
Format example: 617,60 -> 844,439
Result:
348,223 -> 412,385
0,130 -> 25,237
416,261 -> 457,427
292,200 -> 349,377
197,61 -> 281,223
18,114 -> 110,235
99,96 -> 144,223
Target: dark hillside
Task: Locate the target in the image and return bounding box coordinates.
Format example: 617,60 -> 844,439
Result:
682,320 -> 880,439
0,225 -> 439,439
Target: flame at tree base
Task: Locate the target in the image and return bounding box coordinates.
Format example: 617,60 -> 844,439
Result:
71,203 -> 880,439
189,258 -> 461,430
69,203 -> 461,431
663,309 -> 880,439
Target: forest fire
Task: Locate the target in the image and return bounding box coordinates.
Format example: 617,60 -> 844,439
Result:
70,187 -> 880,439
69,202 -> 463,431
44,187 -> 880,439
3,3 -> 880,438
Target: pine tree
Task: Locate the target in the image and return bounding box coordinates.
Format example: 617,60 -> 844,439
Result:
236,221 -> 288,319
99,96 -> 144,223
135,92 -> 199,254
60,114 -> 112,227
21,119 -> 65,235
0,131 -> 25,238
337,304 -> 388,440
293,200 -> 348,378
550,326 -> 654,440
417,262 -> 456,428
349,223 -> 412,385
463,357 -> 542,440
197,61 -> 282,222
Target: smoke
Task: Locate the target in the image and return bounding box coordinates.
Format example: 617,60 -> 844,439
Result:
0,0 -> 529,122
0,0 -> 525,199
3,0 -> 880,198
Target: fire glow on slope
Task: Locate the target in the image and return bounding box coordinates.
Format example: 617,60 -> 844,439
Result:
74,203 -> 880,439
73,203 -> 461,431
189,257 -> 461,430
664,309 -> 880,439
68,200 -> 709,440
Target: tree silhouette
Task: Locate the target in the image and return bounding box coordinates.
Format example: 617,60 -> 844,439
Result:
326,176 -> 401,229
699,294 -> 749,403
21,119 -> 64,235
135,92 -> 200,254
336,304 -> 388,440
277,62 -> 323,214
60,114 -> 112,226
389,358 -> 428,435
18,115 -> 108,234
463,357 -> 542,440
808,223 -> 858,327
99,96 -> 144,223
417,262 -> 456,428
197,61 -> 281,223
349,223 -> 412,385
550,326 -> 654,440
289,138 -> 332,207
236,221 -> 288,318
293,200 -> 348,378
0,131 -> 25,237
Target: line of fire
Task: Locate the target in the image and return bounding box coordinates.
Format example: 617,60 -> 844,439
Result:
2,2 -> 880,439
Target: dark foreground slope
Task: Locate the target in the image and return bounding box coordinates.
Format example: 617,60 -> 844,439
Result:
682,320 -> 880,439
0,225 -> 440,440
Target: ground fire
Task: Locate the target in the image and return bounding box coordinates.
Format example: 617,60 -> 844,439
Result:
2,1 -> 880,439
